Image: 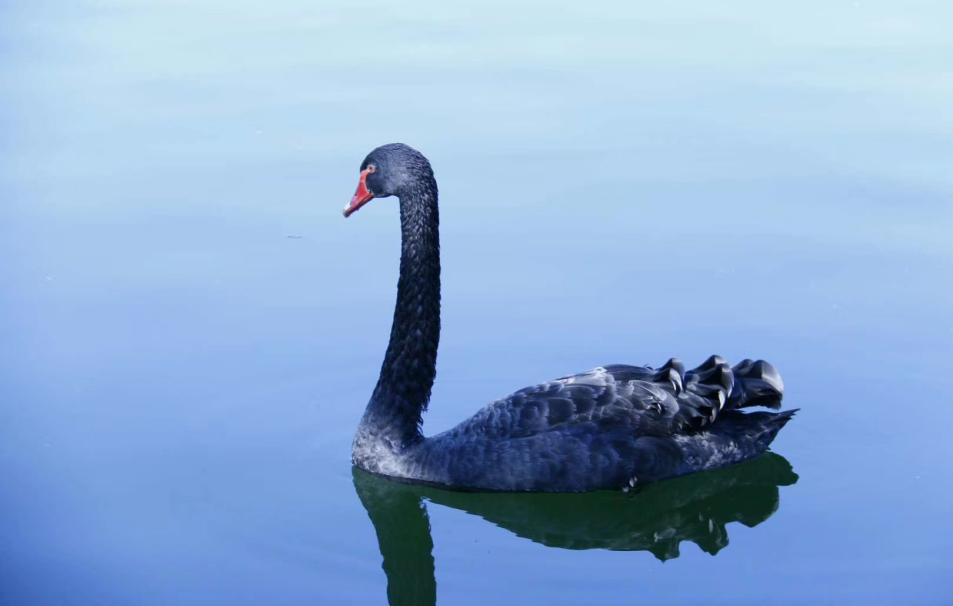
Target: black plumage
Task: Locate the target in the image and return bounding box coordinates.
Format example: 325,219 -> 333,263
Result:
347,143 -> 796,492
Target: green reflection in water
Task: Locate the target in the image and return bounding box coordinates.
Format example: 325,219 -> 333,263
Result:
354,453 -> 797,605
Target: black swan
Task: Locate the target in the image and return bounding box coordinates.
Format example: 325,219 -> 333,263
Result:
344,143 -> 795,492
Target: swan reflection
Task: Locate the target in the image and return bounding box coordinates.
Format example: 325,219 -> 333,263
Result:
354,453 -> 798,605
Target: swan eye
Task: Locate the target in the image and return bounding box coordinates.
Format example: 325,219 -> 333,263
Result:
366,164 -> 376,173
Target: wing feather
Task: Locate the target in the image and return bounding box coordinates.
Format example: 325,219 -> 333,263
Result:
447,356 -> 755,441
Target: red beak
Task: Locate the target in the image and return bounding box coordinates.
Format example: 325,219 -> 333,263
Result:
343,168 -> 374,218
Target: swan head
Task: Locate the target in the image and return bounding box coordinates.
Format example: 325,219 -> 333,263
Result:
344,143 -> 433,217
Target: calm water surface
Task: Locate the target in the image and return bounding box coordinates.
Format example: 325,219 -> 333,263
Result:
3,1 -> 953,604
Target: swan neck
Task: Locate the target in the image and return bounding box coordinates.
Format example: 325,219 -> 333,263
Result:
363,177 -> 440,445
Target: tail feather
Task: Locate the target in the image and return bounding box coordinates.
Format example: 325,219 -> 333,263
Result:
676,356 -> 786,432
682,409 -> 798,472
690,356 -> 734,404
678,356 -> 735,430
745,409 -> 797,451
726,359 -> 784,410
651,357 -> 686,395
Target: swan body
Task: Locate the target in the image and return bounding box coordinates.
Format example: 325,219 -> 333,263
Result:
345,143 -> 795,493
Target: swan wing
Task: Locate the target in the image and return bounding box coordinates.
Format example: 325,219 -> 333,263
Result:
448,356 -> 780,441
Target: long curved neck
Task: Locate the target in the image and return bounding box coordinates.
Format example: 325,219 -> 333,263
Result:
364,176 -> 440,445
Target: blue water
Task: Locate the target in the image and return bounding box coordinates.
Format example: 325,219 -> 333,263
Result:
3,1 -> 953,604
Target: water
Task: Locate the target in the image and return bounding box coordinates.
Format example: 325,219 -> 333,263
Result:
2,1 -> 952,604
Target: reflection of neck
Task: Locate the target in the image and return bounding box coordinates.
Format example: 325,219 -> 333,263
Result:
354,474 -> 436,606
